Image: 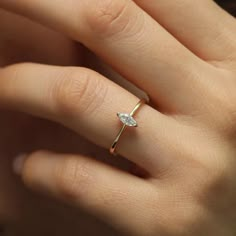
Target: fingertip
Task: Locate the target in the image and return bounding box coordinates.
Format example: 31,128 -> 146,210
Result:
13,153 -> 28,175
12,150 -> 61,195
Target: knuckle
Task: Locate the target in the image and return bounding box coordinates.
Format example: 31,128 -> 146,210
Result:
173,208 -> 202,236
217,96 -> 236,134
223,101 -> 236,131
217,91 -> 236,121
178,208 -> 206,236
86,0 -> 131,37
209,162 -> 231,192
156,200 -> 205,236
206,73 -> 236,133
197,159 -> 232,202
52,68 -> 107,116
54,157 -> 93,201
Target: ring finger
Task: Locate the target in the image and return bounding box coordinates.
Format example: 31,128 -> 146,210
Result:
0,63 -> 175,175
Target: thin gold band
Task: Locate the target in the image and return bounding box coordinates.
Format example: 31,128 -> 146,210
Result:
110,98 -> 146,155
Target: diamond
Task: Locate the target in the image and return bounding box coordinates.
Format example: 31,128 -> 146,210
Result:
117,113 -> 137,127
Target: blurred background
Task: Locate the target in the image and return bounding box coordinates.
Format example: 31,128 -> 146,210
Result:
217,0 -> 236,16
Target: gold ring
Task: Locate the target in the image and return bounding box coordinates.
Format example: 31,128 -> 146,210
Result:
110,98 -> 146,155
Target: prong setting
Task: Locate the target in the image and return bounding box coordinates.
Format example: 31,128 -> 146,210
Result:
117,113 -> 138,127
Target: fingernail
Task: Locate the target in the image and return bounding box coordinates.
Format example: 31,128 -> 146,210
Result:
13,154 -> 27,175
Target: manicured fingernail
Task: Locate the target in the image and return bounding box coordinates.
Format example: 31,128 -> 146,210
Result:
13,154 -> 27,175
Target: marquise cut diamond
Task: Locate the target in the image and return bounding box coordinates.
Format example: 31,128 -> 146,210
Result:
117,113 -> 137,127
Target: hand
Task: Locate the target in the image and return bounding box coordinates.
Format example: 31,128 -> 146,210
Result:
1,1 -> 236,235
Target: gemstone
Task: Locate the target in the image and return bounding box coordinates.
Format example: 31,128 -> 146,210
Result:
117,113 -> 137,127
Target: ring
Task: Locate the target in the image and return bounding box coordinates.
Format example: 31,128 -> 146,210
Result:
110,98 -> 147,155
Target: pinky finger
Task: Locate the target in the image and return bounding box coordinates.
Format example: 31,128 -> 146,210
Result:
13,151 -> 155,234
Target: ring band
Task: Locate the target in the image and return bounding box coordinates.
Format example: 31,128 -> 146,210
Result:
110,98 -> 146,155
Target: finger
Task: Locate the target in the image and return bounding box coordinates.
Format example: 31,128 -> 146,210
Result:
0,8 -> 80,67
13,151 -> 156,234
0,0 -> 210,112
134,0 -> 236,62
0,63 -> 174,176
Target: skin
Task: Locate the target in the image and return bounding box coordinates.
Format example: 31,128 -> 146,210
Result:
0,9 -> 127,236
0,1 -> 236,236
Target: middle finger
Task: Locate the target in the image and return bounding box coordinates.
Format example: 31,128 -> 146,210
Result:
0,0 -> 211,112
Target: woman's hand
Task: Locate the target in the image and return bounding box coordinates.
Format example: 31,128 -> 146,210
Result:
1,1 -> 236,235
